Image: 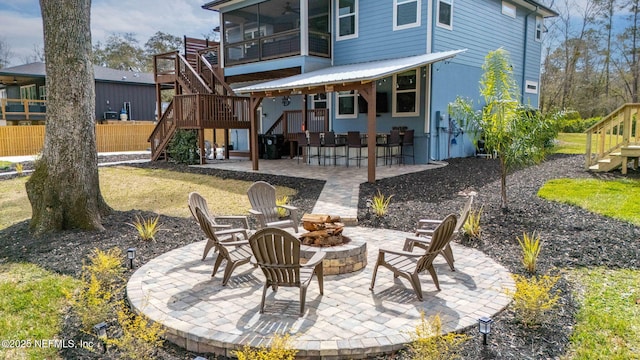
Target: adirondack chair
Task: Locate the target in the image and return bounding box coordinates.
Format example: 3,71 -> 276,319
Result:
249,228 -> 326,315
370,214 -> 457,301
194,208 -> 253,286
247,181 -> 299,233
405,195 -> 475,271
188,192 -> 251,260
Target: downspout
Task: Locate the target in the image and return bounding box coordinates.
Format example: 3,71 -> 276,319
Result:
522,5 -> 538,101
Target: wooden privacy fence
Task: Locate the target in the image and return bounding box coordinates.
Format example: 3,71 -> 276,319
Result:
0,123 -> 156,156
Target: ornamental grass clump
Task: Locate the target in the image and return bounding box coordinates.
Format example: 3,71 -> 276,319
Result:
276,195 -> 290,218
518,231 -> 542,273
507,274 -> 560,327
128,214 -> 161,241
14,163 -> 24,176
234,333 -> 297,360
371,190 -> 393,217
407,312 -> 469,360
462,207 -> 482,239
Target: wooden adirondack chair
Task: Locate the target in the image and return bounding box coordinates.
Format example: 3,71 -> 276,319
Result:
405,195 -> 475,271
249,228 -> 326,315
188,191 -> 251,260
247,181 -> 299,233
370,214 -> 457,301
194,208 -> 253,286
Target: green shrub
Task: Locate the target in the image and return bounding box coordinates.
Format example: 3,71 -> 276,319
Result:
14,163 -> 23,175
371,190 -> 393,217
518,231 -> 542,274
407,312 -> 469,360
461,207 -> 482,240
234,333 -> 297,360
167,129 -> 198,164
128,214 -> 161,241
507,274 -> 560,327
557,110 -> 600,133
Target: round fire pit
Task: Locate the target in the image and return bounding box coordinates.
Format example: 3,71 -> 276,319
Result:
300,234 -> 367,275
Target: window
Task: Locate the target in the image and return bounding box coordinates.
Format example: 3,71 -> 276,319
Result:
525,80 -> 538,94
394,0 -> 420,30
20,84 -> 37,100
502,1 -> 516,18
337,0 -> 358,40
336,91 -> 357,118
535,16 -> 543,41
312,93 -> 328,109
393,69 -> 420,116
437,0 -> 453,29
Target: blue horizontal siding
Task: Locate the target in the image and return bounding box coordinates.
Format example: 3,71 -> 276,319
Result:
333,0 -> 428,65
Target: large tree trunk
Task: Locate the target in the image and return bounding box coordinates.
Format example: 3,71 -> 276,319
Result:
26,0 -> 111,235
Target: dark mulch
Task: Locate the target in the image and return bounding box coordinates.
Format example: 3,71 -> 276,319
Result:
1,153 -> 639,359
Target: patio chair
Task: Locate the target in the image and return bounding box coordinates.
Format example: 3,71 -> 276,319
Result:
406,195 -> 475,271
347,131 -> 366,167
308,132 -> 323,165
194,208 -> 253,286
376,130 -> 401,166
322,131 -> 346,166
400,129 -> 415,164
247,181 -> 299,233
249,228 -> 325,315
188,192 -> 251,260
370,214 -> 457,301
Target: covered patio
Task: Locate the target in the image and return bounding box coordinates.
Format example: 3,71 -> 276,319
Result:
238,50 -> 466,183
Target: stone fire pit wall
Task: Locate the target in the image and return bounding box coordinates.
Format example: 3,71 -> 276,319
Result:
300,240 -> 367,275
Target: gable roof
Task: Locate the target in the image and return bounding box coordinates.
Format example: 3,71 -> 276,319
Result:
0,62 -> 155,85
236,49 -> 466,95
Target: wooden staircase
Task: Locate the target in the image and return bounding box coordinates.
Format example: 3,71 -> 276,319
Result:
585,103 -> 640,173
149,42 -> 249,162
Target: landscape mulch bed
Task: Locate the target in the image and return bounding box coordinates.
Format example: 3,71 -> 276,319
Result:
1,154 -> 639,359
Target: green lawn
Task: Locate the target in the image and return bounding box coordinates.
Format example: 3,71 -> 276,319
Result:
538,178 -> 640,226
567,268 -> 640,360
0,263 -> 79,360
553,132 -> 591,154
0,166 -> 297,230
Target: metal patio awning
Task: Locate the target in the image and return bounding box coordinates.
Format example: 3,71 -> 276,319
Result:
236,49 -> 466,96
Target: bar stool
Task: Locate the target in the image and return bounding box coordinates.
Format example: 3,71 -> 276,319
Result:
401,129 -> 415,164
376,130 -> 401,166
322,131 -> 346,166
308,132 -> 323,165
347,131 -> 367,167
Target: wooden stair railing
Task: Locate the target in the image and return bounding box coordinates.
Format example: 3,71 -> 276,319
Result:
197,50 -> 235,97
585,103 -> 640,171
149,100 -> 175,161
176,52 -> 212,95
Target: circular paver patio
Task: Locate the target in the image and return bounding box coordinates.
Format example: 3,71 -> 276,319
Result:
127,227 -> 514,359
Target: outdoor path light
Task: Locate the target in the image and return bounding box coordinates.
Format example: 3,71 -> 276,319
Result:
127,247 -> 136,269
479,316 -> 493,346
93,322 -> 108,353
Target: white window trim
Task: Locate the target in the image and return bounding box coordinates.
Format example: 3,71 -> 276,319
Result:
525,80 -> 538,94
392,68 -> 420,117
436,0 -> 453,30
336,91 -> 358,118
502,1 -> 516,18
336,0 -> 358,41
393,0 -> 421,31
535,16 -> 543,42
